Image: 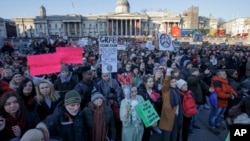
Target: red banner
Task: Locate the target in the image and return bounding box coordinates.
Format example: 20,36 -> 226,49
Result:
27,53 -> 61,76
56,47 -> 83,64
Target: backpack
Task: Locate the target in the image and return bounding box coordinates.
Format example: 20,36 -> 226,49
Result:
179,90 -> 198,117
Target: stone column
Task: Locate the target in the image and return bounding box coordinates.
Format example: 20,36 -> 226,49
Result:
130,19 -> 132,36
125,20 -> 127,36
63,23 -> 66,36
67,23 -> 70,36
79,22 -> 82,37
116,20 -> 118,36
74,23 -> 77,36
139,19 -> 141,36
97,21 -> 100,36
112,20 -> 114,36
134,20 -> 137,36
107,21 -> 109,36
121,20 -> 123,36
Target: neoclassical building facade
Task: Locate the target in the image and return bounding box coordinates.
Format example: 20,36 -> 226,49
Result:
13,0 -> 199,38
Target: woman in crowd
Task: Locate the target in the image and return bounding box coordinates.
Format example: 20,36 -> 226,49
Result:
131,65 -> 142,88
159,68 -> 182,141
0,92 -> 40,141
44,90 -> 85,141
83,91 -> 116,141
9,73 -> 24,90
1,68 -> 13,83
152,67 -> 164,94
120,86 -> 144,141
34,80 -> 61,120
17,78 -> 37,112
138,75 -> 162,141
54,65 -> 77,98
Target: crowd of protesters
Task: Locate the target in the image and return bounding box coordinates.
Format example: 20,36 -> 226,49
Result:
0,37 -> 250,141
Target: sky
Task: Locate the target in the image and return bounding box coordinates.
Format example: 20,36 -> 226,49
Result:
0,0 -> 249,21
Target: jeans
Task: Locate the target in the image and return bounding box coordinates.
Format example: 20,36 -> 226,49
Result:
208,106 -> 226,128
189,105 -> 203,130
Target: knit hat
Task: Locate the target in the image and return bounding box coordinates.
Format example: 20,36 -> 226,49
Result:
176,79 -> 187,89
183,60 -> 191,68
189,68 -> 199,74
60,65 -> 69,72
81,66 -> 91,73
64,90 -> 81,105
91,92 -> 104,102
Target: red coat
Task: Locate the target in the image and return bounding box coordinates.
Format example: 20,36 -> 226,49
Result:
211,76 -> 237,107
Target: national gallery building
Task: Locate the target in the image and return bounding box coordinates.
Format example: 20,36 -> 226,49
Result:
13,0 -> 200,38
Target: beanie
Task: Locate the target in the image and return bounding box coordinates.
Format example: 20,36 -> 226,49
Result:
60,65 -> 69,72
189,68 -> 199,74
64,90 -> 81,105
91,92 -> 104,102
176,79 -> 187,89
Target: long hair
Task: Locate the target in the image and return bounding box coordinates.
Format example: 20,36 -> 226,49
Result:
0,92 -> 26,120
17,78 -> 36,98
35,80 -> 60,105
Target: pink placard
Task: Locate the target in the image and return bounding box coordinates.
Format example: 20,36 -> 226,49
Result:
27,53 -> 61,76
56,47 -> 83,64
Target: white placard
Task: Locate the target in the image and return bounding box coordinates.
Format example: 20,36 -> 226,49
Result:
99,36 -> 118,73
158,33 -> 174,51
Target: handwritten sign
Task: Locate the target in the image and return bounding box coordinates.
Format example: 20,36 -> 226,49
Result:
193,34 -> 203,42
99,36 -> 118,73
56,47 -> 83,64
135,100 -> 160,128
27,53 -> 61,76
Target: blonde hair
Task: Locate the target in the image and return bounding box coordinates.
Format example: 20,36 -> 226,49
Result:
35,79 -> 60,104
20,122 -> 50,141
1,68 -> 13,79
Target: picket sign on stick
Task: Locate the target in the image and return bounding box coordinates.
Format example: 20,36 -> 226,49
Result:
56,47 -> 83,64
27,53 -> 61,76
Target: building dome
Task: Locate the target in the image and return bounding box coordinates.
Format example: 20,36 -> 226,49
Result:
115,0 -> 130,13
39,5 -> 46,18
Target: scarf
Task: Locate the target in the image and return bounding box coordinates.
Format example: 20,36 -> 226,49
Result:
169,87 -> 181,108
4,114 -> 26,139
92,103 -> 106,141
59,72 -> 72,83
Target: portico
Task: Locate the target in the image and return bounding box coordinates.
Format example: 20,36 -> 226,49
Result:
107,18 -> 141,36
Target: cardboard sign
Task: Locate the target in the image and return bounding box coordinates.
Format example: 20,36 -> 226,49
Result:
135,100 -> 160,127
99,36 -> 118,73
56,47 -> 83,64
27,53 -> 61,76
193,34 -> 203,42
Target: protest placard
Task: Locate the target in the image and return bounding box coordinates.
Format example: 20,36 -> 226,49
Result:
56,47 -> 83,64
99,36 -> 118,73
158,33 -> 174,51
27,53 -> 61,76
135,100 -> 160,128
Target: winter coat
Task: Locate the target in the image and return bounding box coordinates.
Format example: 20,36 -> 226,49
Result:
44,102 -> 86,141
211,76 -> 237,107
54,73 -> 77,97
246,61 -> 250,77
83,101 -> 116,141
96,78 -> 123,104
159,76 -> 180,131
187,74 -> 209,105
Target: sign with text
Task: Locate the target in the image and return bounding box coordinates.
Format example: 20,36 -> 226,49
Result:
99,36 -> 118,73
56,47 -> 83,64
27,53 -> 61,76
135,100 -> 160,128
158,33 -> 174,51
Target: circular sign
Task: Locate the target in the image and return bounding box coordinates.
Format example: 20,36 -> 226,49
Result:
159,34 -> 171,48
